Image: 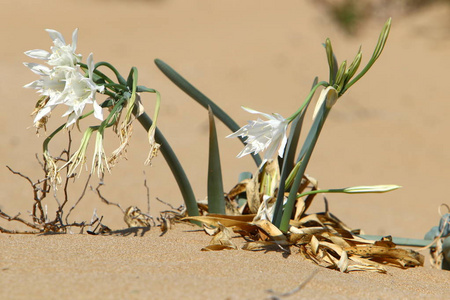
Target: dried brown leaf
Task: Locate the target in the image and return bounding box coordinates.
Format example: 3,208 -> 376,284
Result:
259,159 -> 280,197
202,244 -> 237,251
242,241 -> 281,251
201,222 -> 237,251
289,226 -> 327,235
345,245 -> 424,267
227,179 -> 251,200
337,250 -> 349,272
288,233 -> 312,244
124,206 -> 152,228
253,219 -> 287,243
246,174 -> 261,214
183,215 -> 258,233
311,235 -> 319,255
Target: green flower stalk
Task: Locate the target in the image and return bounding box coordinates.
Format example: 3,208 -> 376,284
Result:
296,185 -> 402,199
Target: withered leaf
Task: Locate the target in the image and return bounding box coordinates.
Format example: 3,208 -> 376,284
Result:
253,219 -> 287,243
227,179 -> 251,200
183,215 -> 258,233
246,174 -> 261,214
242,240 -> 284,251
201,222 -> 237,251
345,245 -> 424,267
124,206 -> 152,228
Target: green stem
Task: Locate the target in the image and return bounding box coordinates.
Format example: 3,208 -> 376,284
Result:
340,18 -> 391,95
135,111 -> 200,221
78,62 -> 114,85
94,61 -> 127,86
286,81 -> 328,122
279,103 -> 331,232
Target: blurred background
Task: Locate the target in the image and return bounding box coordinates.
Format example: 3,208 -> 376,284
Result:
1,0 -> 450,239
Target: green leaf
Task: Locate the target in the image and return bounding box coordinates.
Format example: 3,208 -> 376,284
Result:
154,58 -> 262,166
272,77 -> 318,227
279,101 -> 331,232
207,106 -> 226,214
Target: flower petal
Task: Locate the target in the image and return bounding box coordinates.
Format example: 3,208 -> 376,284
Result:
23,62 -> 51,76
25,49 -> 50,60
93,101 -> 103,121
242,106 -> 275,120
46,29 -> 66,44
71,28 -> 79,51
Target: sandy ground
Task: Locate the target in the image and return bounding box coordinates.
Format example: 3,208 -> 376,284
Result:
1,0 -> 450,299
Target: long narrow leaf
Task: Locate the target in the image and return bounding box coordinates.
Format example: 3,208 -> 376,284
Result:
207,106 -> 226,214
279,102 -> 331,232
154,58 -> 261,166
272,77 -> 318,227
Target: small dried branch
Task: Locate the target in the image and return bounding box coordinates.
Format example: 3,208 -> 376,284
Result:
143,171 -> 150,214
94,179 -> 125,213
65,173 -> 92,223
156,197 -> 184,211
0,210 -> 41,230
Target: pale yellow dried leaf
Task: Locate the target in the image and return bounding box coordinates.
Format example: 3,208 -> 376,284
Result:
246,174 -> 261,214
253,219 -> 287,242
311,235 -> 319,255
289,226 -> 327,235
345,245 -> 424,267
242,241 -> 279,251
202,222 -> 237,251
183,215 -> 257,232
226,179 -> 251,199
338,250 -> 349,272
259,159 -> 280,196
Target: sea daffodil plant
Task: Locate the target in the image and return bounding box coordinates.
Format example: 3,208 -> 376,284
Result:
24,19 -> 399,233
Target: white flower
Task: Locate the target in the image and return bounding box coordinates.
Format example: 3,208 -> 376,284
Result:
227,106 -> 289,162
61,53 -> 104,127
25,29 -> 81,68
24,29 -> 104,128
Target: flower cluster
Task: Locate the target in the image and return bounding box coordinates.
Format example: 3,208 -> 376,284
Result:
24,29 -> 104,128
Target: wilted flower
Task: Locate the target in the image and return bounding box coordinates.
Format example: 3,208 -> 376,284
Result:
227,107 -> 289,163
24,63 -> 72,123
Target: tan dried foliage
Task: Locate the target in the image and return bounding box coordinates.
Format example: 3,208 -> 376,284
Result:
124,206 -> 152,228
183,160 -> 424,273
202,222 -> 237,251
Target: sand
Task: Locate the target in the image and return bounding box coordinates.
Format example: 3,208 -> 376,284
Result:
1,0 -> 449,299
